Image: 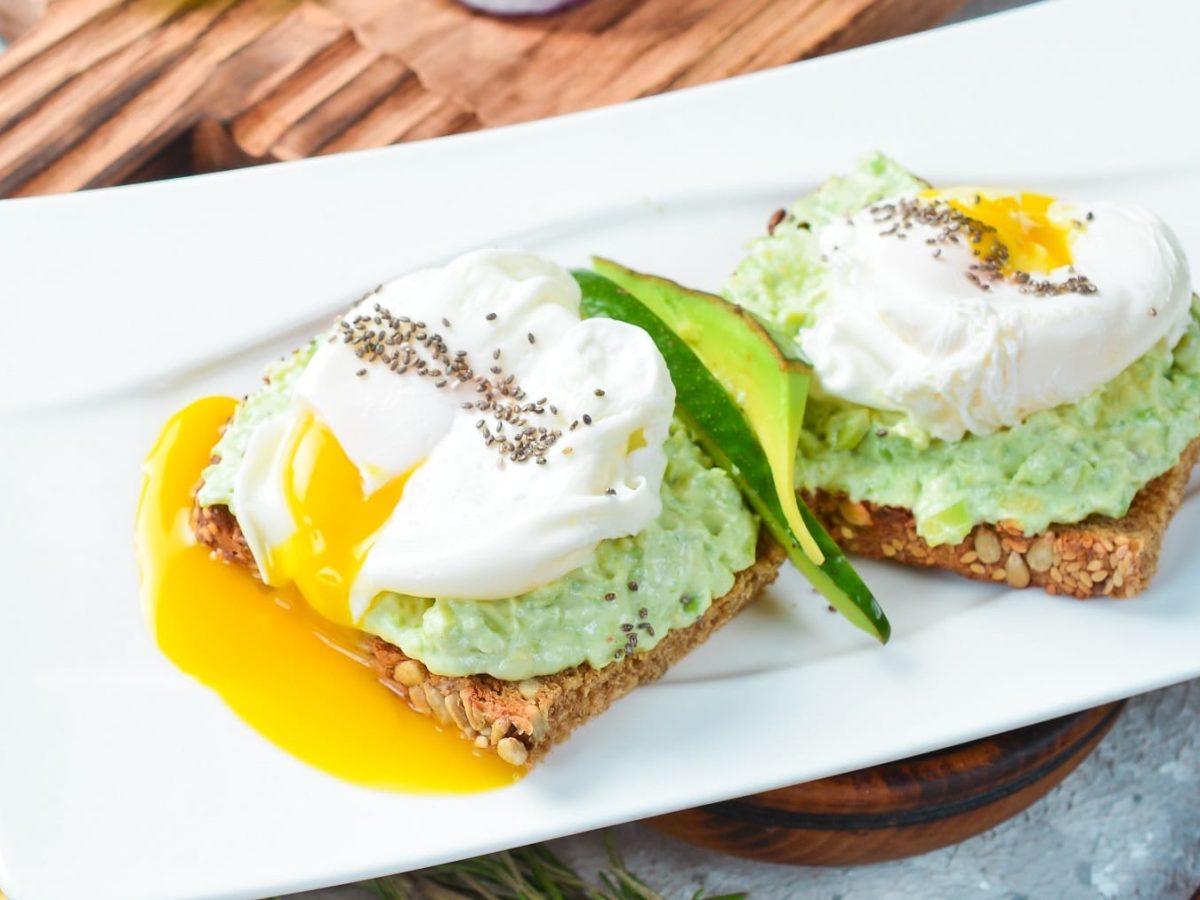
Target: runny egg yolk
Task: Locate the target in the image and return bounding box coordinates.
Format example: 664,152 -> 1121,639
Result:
266,412 -> 409,628
923,188 -> 1079,276
136,397 -> 518,793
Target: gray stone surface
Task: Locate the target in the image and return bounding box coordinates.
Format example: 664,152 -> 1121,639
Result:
950,0 -> 1042,23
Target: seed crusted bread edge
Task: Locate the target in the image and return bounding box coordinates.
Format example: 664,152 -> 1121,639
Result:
805,435 -> 1200,599
373,535 -> 785,766
192,495 -> 785,767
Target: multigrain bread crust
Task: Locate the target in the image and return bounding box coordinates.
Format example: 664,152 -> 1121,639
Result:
191,437 -> 1197,764
193,497 -> 785,766
373,538 -> 784,766
804,436 -> 1200,600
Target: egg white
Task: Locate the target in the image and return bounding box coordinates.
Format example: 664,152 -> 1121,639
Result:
803,195 -> 1192,441
232,250 -> 676,625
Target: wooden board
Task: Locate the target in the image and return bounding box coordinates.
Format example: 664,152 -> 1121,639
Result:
648,702 -> 1126,866
0,0 -> 969,196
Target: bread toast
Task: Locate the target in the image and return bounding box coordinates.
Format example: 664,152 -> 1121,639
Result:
804,436 -> 1200,599
193,498 -> 784,765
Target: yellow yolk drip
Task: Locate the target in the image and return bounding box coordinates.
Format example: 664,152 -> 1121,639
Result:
268,412 -> 409,628
135,397 -> 518,793
924,189 -> 1078,276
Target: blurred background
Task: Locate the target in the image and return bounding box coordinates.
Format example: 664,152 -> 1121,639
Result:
0,0 -> 1031,198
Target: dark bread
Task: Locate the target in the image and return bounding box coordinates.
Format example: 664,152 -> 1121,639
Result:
804,436 -> 1200,599
193,498 -> 784,765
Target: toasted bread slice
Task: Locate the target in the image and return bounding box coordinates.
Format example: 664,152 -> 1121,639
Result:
371,537 -> 784,765
193,499 -> 784,766
804,436 -> 1200,599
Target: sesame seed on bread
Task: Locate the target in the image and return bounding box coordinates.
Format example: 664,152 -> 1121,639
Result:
192,496 -> 784,766
804,435 -> 1200,599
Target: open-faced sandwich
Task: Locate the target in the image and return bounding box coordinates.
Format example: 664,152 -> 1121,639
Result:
723,154 -> 1198,598
140,156 -> 1190,778
157,249 -> 882,771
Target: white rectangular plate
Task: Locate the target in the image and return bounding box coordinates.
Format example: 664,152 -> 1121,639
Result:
2,1 -> 1198,897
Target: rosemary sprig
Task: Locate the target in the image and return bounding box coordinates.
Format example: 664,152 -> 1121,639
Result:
364,831 -> 747,900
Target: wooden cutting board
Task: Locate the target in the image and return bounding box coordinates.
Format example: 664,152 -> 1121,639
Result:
649,702 -> 1125,865
0,0 -> 969,196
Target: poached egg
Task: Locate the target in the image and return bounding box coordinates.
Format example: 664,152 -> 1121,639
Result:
802,189 -> 1193,441
138,397 -> 518,791
233,250 -> 675,628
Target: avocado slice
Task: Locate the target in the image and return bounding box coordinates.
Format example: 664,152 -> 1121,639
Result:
592,257 -> 821,562
575,268 -> 890,643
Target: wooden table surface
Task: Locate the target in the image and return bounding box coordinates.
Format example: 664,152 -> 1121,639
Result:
0,0 -> 969,197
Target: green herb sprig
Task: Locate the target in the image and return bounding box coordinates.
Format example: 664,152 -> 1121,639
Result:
363,831 -> 747,900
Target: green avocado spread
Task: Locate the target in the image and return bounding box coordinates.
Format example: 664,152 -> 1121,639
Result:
198,346 -> 758,680
726,153 -> 1200,546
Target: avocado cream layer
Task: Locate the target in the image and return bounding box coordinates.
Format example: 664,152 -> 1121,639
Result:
199,345 -> 758,680
727,154 -> 1200,546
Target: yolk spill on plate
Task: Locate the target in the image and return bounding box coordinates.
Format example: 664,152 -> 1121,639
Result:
270,410 -> 409,628
135,396 -> 519,793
